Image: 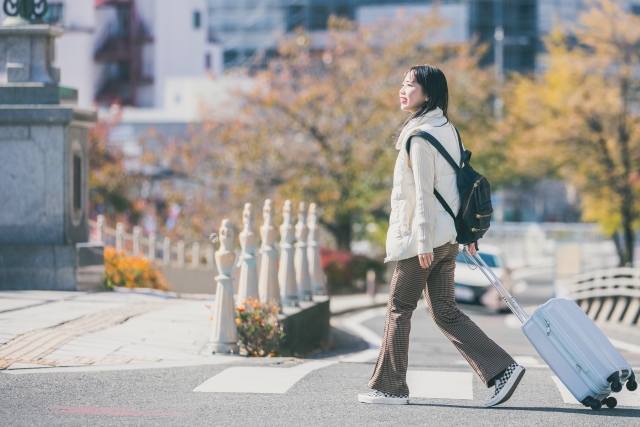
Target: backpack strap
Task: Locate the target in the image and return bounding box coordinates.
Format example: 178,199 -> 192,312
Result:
434,190 -> 456,221
407,131 -> 461,171
405,130 -> 459,221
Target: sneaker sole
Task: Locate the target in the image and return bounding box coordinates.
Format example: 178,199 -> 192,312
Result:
358,395 -> 409,405
484,367 -> 526,408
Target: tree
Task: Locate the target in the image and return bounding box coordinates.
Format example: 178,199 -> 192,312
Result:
503,0 -> 640,265
189,13 -> 498,251
88,114 -> 136,223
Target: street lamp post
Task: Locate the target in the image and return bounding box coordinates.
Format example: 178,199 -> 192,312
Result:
2,0 -> 48,24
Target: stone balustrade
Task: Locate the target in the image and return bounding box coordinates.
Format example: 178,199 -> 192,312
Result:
89,199 -> 328,302
568,267 -> 640,326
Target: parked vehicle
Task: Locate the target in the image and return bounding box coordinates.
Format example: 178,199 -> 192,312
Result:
454,244 -> 514,310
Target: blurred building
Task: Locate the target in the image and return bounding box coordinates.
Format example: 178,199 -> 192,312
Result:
210,0 -> 640,74
1,0 -> 223,109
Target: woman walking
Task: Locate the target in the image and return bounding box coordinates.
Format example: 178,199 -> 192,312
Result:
358,65 -> 525,407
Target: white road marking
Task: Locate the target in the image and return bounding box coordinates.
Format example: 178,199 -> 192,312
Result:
193,360 -> 337,394
2,356 -> 243,375
513,280 -> 528,295
339,307 -> 386,348
456,355 -> 548,369
504,314 -> 522,329
513,356 -> 547,369
339,349 -> 380,363
406,371 -> 473,400
552,376 -> 640,407
608,338 -> 640,355
551,376 -> 580,404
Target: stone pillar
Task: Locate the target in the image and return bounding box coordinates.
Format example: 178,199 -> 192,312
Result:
258,199 -> 280,306
236,203 -> 259,305
209,219 -> 239,354
279,200 -> 298,306
307,203 -> 327,296
295,202 -> 312,301
0,20 -> 102,291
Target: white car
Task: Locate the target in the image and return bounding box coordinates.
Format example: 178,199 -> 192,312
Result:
454,244 -> 514,311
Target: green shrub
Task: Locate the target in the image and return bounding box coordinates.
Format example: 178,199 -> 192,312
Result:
236,298 -> 285,357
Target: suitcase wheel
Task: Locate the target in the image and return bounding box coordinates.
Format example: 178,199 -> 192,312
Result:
582,396 -> 602,411
627,380 -> 638,392
608,372 -> 623,393
603,397 -> 617,409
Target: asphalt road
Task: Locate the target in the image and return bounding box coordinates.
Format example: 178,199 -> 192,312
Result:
1,271 -> 639,426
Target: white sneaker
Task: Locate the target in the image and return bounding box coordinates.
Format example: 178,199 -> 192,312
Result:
358,390 -> 409,405
484,363 -> 525,407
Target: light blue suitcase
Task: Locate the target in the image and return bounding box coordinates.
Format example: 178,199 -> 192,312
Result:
464,247 -> 638,410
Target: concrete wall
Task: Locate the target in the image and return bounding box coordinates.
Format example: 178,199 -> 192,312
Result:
281,298 -> 331,356
153,0 -> 217,108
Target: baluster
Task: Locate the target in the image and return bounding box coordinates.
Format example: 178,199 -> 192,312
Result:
96,214 -> 105,243
148,233 -> 156,261
209,219 -> 239,354
191,242 -> 200,268
163,237 -> 171,265
115,222 -> 124,252
177,240 -> 185,267
132,226 -> 141,255
206,245 -> 215,269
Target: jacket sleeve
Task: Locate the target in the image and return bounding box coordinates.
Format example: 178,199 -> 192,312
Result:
409,137 -> 436,254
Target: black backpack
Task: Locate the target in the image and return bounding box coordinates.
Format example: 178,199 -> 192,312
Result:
406,128 -> 492,247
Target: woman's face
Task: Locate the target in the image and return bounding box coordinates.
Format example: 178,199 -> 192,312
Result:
399,72 -> 428,114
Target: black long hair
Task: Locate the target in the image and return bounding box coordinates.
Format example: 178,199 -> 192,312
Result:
395,65 -> 449,145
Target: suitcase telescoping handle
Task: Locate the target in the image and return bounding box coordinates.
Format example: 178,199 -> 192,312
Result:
462,246 -> 530,324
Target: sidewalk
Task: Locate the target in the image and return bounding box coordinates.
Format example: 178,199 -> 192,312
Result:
0,289 -> 385,373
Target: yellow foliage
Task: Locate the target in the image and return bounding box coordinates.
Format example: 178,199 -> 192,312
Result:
104,246 -> 170,291
503,0 -> 640,264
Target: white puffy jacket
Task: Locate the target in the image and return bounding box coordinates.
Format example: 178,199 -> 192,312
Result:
384,108 -> 462,262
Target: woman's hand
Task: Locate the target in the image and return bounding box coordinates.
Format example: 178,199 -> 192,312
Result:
467,243 -> 478,255
418,253 -> 434,269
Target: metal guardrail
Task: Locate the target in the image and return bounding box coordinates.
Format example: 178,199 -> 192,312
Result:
568,268 -> 640,326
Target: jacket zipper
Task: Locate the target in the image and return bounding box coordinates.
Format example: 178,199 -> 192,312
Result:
463,178 -> 484,218
470,227 -> 489,232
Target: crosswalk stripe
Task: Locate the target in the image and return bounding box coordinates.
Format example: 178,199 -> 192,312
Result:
512,356 -> 547,369
193,361 -> 336,394
551,376 -> 640,407
406,371 -> 473,400
339,348 -> 380,363
551,376 -> 579,404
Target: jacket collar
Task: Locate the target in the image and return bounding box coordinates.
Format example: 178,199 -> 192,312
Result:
394,108 -> 445,151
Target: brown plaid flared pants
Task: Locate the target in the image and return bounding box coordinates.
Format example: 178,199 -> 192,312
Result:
368,243 -> 515,396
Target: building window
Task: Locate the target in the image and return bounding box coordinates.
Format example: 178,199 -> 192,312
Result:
194,11 -> 201,29
224,49 -> 238,67
73,154 -> 82,212
205,53 -> 212,70
44,3 -> 64,24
